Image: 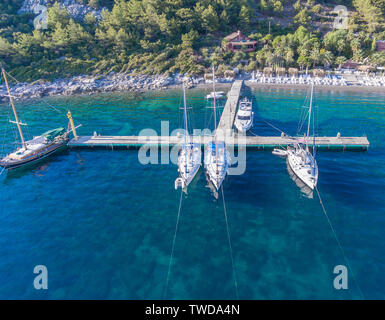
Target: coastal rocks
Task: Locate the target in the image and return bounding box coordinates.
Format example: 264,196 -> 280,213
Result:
18,0 -> 47,14
18,0 -> 104,20
0,74 -> 188,102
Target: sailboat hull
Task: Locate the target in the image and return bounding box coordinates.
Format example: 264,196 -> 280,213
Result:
0,139 -> 68,170
234,114 -> 253,133
286,83 -> 318,190
204,141 -> 229,190
234,98 -> 253,133
175,144 -> 202,189
286,147 -> 318,190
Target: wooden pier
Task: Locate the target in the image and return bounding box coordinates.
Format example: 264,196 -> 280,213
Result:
68,80 -> 370,151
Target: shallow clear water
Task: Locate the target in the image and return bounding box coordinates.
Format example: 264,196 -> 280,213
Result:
0,86 -> 384,299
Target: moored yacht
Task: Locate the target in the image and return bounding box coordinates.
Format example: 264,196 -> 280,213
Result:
175,82 -> 202,190
286,84 -> 318,190
286,143 -> 318,190
204,140 -> 229,190
204,66 -> 229,191
0,67 -> 69,170
234,97 -> 253,133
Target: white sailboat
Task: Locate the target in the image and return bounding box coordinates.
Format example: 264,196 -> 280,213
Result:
234,97 -> 253,133
204,66 -> 230,191
174,82 -> 202,190
286,84 -> 318,190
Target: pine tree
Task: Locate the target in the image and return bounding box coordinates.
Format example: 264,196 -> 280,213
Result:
238,5 -> 253,31
201,5 -> 219,34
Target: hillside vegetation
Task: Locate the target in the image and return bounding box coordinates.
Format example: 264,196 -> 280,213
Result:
0,0 -> 384,81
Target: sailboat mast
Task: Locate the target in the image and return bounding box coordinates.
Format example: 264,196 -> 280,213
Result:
313,94 -> 316,157
306,83 -> 314,149
1,68 -> 27,149
182,82 -> 188,174
212,66 -> 219,176
212,66 -> 217,137
183,82 -> 188,141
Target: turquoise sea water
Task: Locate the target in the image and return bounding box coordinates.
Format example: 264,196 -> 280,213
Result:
0,86 -> 384,299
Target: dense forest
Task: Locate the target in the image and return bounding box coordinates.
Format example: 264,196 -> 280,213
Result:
0,0 -> 384,81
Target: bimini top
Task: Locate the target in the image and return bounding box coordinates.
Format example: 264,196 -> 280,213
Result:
42,128 -> 66,141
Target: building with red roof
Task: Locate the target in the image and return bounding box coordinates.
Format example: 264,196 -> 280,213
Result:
223,30 -> 257,52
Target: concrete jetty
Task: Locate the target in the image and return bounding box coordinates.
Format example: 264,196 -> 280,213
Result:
68,134 -> 369,150
216,80 -> 243,138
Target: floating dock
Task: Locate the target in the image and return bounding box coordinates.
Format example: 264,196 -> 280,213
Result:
68,80 -> 370,151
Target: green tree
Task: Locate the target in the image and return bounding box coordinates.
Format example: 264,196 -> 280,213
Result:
310,47 -> 320,67
293,26 -> 310,46
353,0 -> 385,33
285,49 -> 295,66
231,50 -> 246,66
47,2 -> 71,29
293,0 -> 301,12
220,9 -> 230,30
371,37 -> 377,52
370,51 -> 385,66
297,54 -> 311,69
273,1 -> 284,14
0,36 -> 16,64
335,56 -> 347,68
238,5 -> 253,31
88,0 -> 100,10
181,30 -> 199,50
176,8 -> 197,33
293,9 -> 310,27
260,0 -> 271,12
199,4 -> 219,33
320,49 -> 334,67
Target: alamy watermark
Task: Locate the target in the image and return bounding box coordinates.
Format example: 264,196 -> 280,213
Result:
137,121 -> 247,176
333,5 -> 349,30
33,5 -> 48,30
33,265 -> 48,290
333,265 -> 348,290
31,264 -> 349,291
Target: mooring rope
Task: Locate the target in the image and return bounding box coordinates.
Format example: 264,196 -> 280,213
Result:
315,186 -> 365,299
221,186 -> 239,299
163,189 -> 184,299
248,129 -> 258,136
261,119 -> 287,135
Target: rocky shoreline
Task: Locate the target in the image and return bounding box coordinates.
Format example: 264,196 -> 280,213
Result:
0,73 -> 194,102
2,72 -> 384,103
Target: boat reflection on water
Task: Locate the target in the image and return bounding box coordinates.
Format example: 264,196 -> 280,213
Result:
3,161 -> 51,180
286,159 -> 314,199
33,163 -> 50,177
205,172 -> 219,200
75,151 -> 85,166
2,148 -> 69,180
